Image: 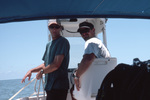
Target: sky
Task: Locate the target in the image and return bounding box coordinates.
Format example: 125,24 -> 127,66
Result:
0,18 -> 150,80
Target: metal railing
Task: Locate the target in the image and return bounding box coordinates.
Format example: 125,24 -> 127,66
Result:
9,76 -> 45,100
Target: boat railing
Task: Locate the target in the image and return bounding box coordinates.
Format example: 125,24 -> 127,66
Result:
9,75 -> 46,100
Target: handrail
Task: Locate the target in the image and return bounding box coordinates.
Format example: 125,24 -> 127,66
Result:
9,77 -> 36,100
9,76 -> 45,100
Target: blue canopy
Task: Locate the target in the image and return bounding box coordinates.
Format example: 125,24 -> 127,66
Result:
0,0 -> 150,23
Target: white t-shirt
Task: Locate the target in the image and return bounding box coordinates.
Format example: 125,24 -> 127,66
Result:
84,37 -> 110,58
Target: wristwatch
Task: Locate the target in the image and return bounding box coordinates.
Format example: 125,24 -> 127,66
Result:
73,70 -> 79,79
74,75 -> 79,79
40,69 -> 44,74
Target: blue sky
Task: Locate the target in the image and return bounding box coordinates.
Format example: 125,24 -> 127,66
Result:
0,18 -> 150,80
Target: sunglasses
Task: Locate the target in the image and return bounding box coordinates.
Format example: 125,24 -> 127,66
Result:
49,25 -> 61,29
79,28 -> 90,34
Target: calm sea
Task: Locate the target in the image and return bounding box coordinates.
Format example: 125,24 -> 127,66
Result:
0,79 -> 44,100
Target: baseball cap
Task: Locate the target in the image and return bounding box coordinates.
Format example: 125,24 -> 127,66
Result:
48,19 -> 61,26
77,21 -> 94,32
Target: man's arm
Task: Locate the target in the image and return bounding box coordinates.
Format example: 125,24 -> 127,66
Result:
74,53 -> 96,91
44,55 -> 64,73
76,53 -> 96,78
36,55 -> 64,79
21,63 -> 45,83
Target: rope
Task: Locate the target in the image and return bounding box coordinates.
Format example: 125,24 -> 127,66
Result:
33,75 -> 45,100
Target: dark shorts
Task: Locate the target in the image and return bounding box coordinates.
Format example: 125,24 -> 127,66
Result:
46,89 -> 68,100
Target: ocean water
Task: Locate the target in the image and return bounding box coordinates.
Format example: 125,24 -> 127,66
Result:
0,79 -> 44,100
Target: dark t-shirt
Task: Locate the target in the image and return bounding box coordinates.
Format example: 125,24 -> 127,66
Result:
42,36 -> 70,91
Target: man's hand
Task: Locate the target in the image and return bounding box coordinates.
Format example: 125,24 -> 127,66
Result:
74,78 -> 81,91
36,71 -> 42,80
21,70 -> 32,83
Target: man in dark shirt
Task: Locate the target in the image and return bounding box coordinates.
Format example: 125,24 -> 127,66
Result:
22,19 -> 70,100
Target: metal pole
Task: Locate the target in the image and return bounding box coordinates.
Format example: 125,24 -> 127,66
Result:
102,24 -> 107,48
